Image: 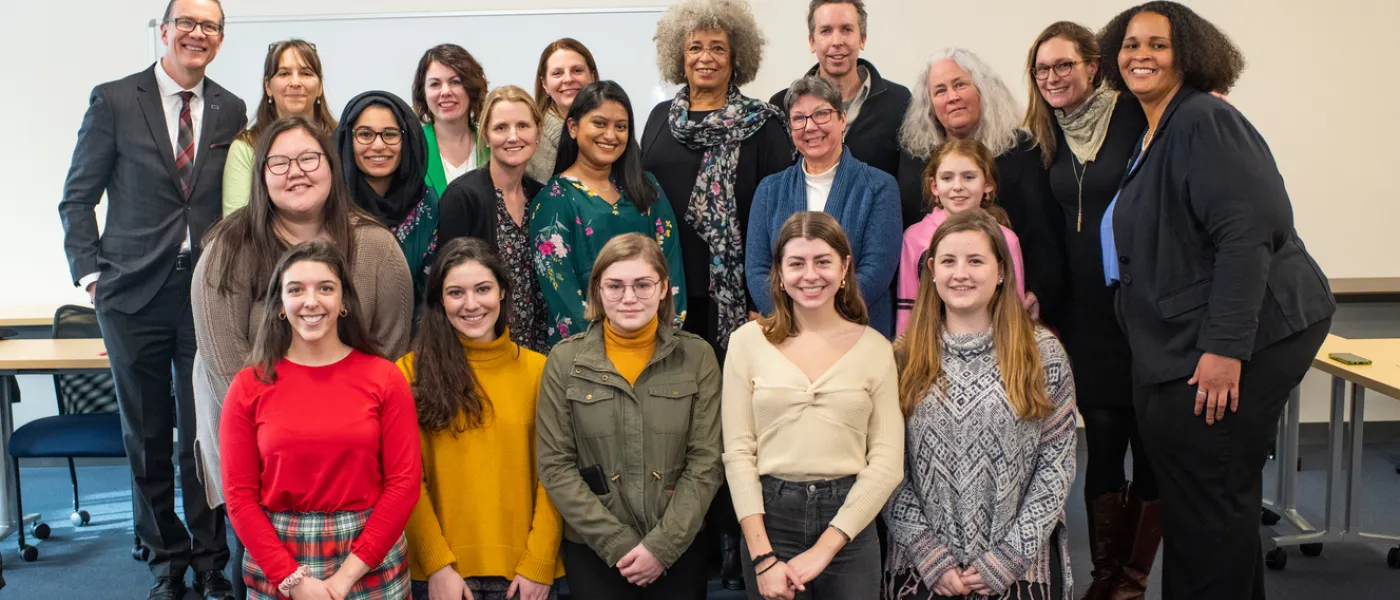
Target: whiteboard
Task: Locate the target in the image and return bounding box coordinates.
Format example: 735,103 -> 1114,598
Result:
148,8 -> 679,133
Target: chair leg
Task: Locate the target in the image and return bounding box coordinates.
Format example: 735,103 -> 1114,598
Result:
12,458 -> 25,550
68,458 -> 79,512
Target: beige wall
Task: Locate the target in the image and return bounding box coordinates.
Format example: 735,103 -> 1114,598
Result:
1,0 -> 1397,425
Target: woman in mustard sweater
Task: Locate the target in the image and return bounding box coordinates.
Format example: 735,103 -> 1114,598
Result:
398,237 -> 563,600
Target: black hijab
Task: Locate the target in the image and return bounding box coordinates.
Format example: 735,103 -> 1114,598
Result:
335,91 -> 428,226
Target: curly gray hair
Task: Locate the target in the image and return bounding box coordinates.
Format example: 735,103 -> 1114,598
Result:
653,0 -> 766,87
899,47 -> 1024,159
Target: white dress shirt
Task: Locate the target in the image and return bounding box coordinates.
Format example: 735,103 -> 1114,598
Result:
79,62 -> 206,290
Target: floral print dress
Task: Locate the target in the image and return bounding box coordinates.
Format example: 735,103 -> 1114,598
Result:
529,174 -> 687,345
494,189 -> 551,354
391,187 -> 440,312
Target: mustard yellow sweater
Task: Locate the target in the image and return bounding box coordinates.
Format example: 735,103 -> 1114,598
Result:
397,332 -> 563,583
604,316 -> 657,385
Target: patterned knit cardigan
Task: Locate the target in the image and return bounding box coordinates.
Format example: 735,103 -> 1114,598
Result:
884,327 -> 1078,599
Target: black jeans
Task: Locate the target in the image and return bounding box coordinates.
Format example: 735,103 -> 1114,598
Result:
561,539 -> 707,600
1136,318 -> 1330,600
739,476 -> 881,600
1081,406 -> 1158,500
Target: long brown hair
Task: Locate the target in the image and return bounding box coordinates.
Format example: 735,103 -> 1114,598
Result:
533,38 -> 600,119
249,242 -> 381,384
1023,22 -> 1102,167
759,212 -> 868,344
923,138 -> 1012,228
203,116 -> 377,300
408,238 -> 514,434
238,40 -> 338,146
894,211 -> 1050,420
584,233 -> 676,326
412,44 -> 489,125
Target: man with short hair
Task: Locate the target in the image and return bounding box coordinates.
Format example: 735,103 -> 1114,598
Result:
770,0 -> 911,184
58,0 -> 243,598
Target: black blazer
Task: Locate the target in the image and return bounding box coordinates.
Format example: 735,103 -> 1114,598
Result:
438,166 -> 544,248
1111,87 -> 1334,384
59,65 -> 246,314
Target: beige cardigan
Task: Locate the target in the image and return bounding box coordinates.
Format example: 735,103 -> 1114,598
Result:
721,321 -> 904,539
190,224 -> 414,507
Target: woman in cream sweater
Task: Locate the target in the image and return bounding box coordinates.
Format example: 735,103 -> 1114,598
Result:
723,211 -> 903,600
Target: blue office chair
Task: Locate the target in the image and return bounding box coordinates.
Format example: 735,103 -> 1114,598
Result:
7,305 -> 141,562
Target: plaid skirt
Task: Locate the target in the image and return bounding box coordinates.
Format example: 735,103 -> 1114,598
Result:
244,509 -> 408,600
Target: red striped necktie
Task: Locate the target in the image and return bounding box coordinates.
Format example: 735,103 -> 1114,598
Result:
175,91 -> 195,199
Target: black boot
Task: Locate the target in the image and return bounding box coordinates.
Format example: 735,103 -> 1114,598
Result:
720,532 -> 745,590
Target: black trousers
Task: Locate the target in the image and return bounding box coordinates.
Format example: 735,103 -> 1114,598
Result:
96,266 -> 227,578
1135,319 -> 1329,600
562,539 -> 708,600
1081,406 -> 1158,500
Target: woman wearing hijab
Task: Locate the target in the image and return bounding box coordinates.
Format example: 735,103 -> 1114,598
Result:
336,91 -> 438,306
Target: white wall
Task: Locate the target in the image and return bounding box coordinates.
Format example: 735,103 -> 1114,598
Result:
3,0 -> 1399,426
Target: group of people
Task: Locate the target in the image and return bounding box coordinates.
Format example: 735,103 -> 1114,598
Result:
55,0 -> 1338,599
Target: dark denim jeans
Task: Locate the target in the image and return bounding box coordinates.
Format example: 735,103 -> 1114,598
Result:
739,475 -> 881,600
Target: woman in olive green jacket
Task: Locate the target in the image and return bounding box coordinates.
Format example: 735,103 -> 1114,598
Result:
536,233 -> 722,600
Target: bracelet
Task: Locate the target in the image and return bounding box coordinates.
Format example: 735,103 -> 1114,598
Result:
278,565 -> 310,597
749,551 -> 776,567
755,558 -> 782,577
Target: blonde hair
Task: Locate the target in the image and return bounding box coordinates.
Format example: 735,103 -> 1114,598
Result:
894,210 -> 1050,420
479,85 -> 543,155
584,233 -> 676,325
758,212 -> 868,344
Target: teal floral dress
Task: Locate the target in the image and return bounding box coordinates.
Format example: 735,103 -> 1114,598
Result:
530,174 -> 687,345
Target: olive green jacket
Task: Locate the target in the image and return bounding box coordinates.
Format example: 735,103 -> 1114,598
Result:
536,322 -> 722,568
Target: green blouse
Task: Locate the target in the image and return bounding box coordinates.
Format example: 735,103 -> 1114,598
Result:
529,174 -> 687,345
422,122 -> 492,197
391,186 -> 441,310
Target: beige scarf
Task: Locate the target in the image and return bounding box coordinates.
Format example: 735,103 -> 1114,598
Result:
1055,85 -> 1118,163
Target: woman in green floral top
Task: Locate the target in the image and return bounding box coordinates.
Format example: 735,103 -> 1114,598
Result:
531,81 -> 687,345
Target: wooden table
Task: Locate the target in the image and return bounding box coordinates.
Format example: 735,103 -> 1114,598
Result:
1330,277 -> 1400,302
1265,334 -> 1400,569
0,305 -> 62,329
0,338 -> 109,571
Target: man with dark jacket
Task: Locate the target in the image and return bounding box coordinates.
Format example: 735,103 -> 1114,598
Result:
57,1 -> 243,598
770,0 -> 912,180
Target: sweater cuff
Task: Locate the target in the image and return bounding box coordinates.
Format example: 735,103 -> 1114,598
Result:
967,543 -> 1029,596
514,550 -> 557,584
907,534 -> 958,588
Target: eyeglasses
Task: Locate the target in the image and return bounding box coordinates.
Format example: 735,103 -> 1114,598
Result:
352,128 -> 403,146
265,151 -> 324,175
1033,61 -> 1081,81
600,278 -> 660,301
165,17 -> 222,36
789,108 -> 837,130
685,45 -> 729,58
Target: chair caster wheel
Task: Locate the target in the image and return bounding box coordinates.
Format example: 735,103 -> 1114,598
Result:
1301,543 -> 1323,557
30,523 -> 50,540
20,546 -> 38,562
70,510 -> 90,527
1266,547 -> 1288,570
132,545 -> 150,561
1262,508 -> 1281,526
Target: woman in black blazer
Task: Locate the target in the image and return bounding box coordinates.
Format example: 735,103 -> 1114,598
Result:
1099,3 -> 1334,599
438,86 -> 549,352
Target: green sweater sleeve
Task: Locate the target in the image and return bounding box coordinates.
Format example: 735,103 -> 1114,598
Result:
221,139 -> 254,216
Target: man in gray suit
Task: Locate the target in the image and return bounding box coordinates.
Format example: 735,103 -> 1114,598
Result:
58,1 -> 242,598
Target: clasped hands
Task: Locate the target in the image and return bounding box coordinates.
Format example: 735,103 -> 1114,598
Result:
754,544 -> 841,600
933,565 -> 992,597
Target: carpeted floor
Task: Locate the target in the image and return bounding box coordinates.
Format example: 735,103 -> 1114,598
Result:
2,442 -> 1398,598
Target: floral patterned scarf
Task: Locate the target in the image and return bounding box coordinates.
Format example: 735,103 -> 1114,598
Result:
667,85 -> 783,346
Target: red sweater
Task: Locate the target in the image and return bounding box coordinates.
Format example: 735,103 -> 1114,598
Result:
220,350 -> 421,584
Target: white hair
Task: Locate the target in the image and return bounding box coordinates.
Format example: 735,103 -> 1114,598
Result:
899,47 -> 1024,160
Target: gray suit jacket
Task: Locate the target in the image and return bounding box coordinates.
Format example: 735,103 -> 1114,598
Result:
59,64 -> 247,314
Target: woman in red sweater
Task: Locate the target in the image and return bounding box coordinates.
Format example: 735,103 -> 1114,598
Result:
220,241 -> 422,600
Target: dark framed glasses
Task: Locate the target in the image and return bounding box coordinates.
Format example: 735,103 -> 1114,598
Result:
1033,61 -> 1081,81
165,17 -> 222,36
353,128 -> 403,146
789,108 -> 837,130
265,151 -> 324,175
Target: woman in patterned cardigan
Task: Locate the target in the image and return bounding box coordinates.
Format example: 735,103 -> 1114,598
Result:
884,210 -> 1077,599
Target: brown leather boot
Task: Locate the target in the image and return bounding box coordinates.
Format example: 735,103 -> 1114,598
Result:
1111,490 -> 1163,600
1081,487 -> 1130,600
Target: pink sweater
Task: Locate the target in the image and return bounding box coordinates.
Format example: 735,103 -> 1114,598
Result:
895,208 -> 1027,336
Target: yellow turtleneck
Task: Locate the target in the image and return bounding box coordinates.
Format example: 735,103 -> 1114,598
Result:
396,329 -> 563,583
604,316 -> 658,386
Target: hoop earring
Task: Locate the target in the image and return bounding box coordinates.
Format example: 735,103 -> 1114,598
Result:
277,311 -> 286,320
339,307 -> 349,317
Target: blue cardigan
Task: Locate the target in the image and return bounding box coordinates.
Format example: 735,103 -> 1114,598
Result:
745,148 -> 903,336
